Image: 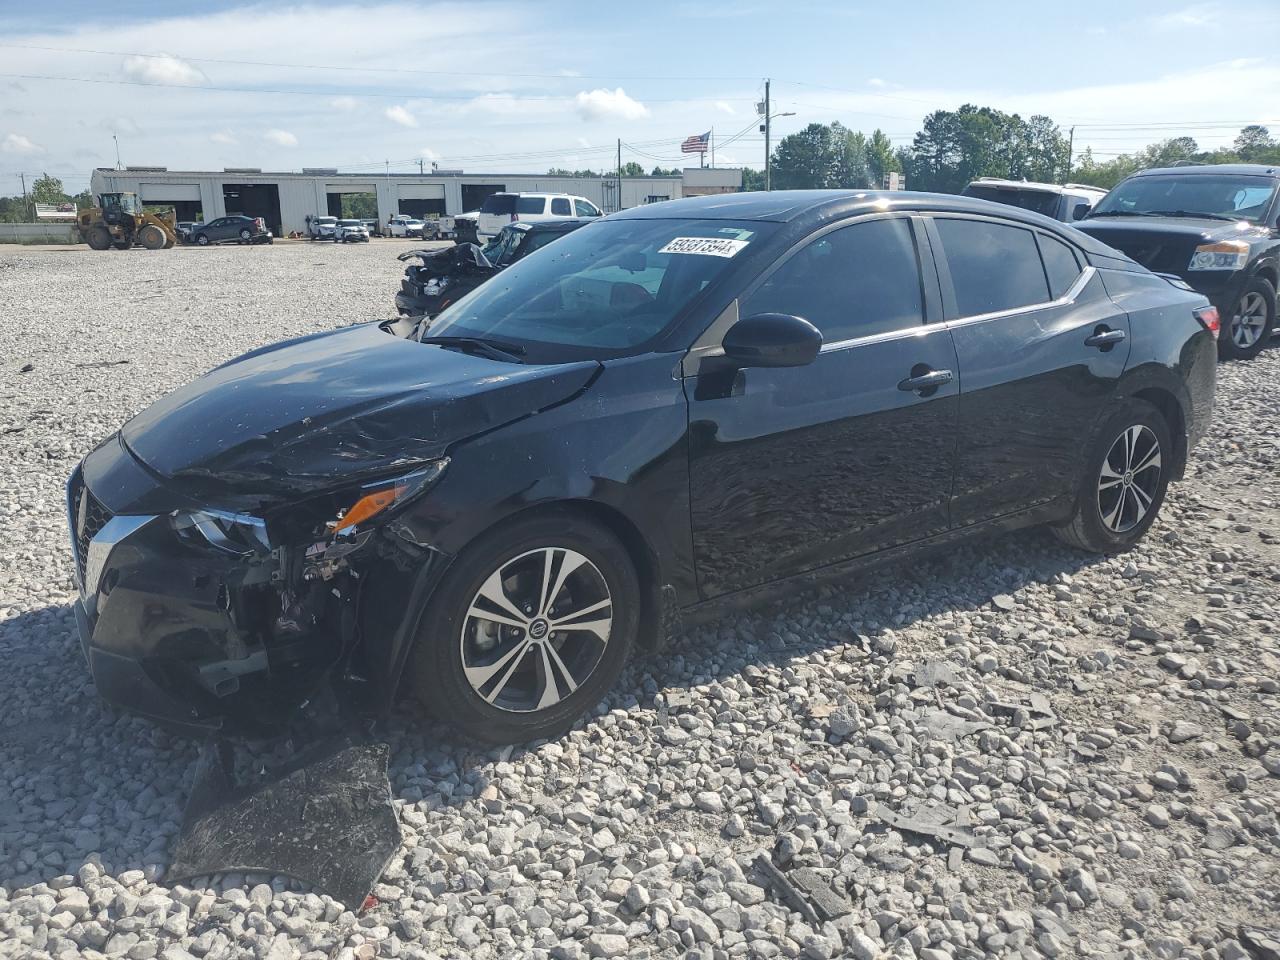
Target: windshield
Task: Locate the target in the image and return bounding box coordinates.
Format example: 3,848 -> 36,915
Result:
1091,174 -> 1277,223
338,220 -> 361,227
963,184 -> 1060,218
427,217 -> 775,362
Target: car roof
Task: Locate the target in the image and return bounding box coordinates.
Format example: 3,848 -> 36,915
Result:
966,178 -> 1106,196
1132,163 -> 1280,178
614,189 -> 1053,224
614,189 -> 1121,257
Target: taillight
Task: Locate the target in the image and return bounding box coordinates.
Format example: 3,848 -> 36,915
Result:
1194,306 -> 1220,340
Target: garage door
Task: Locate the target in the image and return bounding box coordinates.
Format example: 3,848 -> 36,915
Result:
397,184 -> 446,200
140,183 -> 201,202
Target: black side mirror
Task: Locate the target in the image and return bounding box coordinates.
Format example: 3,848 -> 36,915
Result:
722,313 -> 822,368
1071,202 -> 1092,221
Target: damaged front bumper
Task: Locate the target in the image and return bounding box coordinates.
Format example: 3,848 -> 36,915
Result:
68,442 -> 451,738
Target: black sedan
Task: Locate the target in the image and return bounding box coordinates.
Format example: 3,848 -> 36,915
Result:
1076,163 -> 1279,360
68,191 -> 1216,744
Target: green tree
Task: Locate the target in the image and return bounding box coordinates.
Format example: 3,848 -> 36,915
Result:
866,129 -> 900,187
1232,125 -> 1276,162
740,167 -> 766,191
650,166 -> 681,176
902,104 -> 1069,194
31,173 -> 68,204
619,161 -> 645,177
340,193 -> 378,219
770,122 -> 873,190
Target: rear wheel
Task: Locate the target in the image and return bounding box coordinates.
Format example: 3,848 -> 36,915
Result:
1219,277 -> 1276,361
85,226 -> 112,250
411,512 -> 639,744
1052,399 -> 1172,553
239,227 -> 252,241
194,233 -> 210,246
138,225 -> 166,250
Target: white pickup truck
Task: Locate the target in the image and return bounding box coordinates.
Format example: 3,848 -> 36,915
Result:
387,215 -> 425,238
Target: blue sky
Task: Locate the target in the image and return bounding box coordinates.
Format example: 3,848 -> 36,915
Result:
2,0 -> 1278,195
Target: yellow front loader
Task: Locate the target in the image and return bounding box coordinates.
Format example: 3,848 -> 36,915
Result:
77,192 -> 178,250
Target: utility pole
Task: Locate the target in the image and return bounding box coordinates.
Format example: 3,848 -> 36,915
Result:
19,172 -> 30,221
616,138 -> 622,212
764,79 -> 771,191
1066,125 -> 1075,181
417,158 -> 425,175
113,134 -> 122,170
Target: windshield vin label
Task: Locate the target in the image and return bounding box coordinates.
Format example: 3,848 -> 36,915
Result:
659,237 -> 750,258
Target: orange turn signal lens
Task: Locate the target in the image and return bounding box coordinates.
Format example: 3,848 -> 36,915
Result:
333,487 -> 400,533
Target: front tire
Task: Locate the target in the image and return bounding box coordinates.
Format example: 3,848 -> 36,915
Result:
1052,399 -> 1172,554
195,233 -> 209,246
411,512 -> 639,745
1219,277 -> 1276,361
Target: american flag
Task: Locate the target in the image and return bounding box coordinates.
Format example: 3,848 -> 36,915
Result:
681,131 -> 711,154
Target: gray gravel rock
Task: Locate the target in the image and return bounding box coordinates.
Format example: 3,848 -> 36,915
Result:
0,244 -> 1278,959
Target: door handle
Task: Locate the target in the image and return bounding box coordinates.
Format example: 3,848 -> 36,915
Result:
897,368 -> 953,394
1085,328 -> 1127,349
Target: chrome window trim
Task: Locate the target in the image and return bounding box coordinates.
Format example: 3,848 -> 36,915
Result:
818,321 -> 940,355
83,515 -> 157,599
943,265 -> 1095,331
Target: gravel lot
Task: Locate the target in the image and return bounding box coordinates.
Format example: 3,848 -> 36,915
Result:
1,242 -> 1278,960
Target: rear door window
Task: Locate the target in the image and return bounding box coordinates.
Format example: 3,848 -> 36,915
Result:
551,197 -> 571,216
934,218 -> 1050,317
743,217 -> 924,343
1037,234 -> 1083,299
516,196 -> 546,215
480,194 -> 517,215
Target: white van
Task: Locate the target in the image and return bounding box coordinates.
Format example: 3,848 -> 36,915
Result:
477,192 -> 602,240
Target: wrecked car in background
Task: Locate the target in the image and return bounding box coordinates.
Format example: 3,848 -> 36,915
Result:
395,218 -> 589,317
68,191 -> 1215,747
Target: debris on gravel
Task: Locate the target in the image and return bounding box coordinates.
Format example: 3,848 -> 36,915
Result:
1,244 -> 1278,958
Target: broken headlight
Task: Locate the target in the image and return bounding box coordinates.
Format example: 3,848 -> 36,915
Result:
172,509 -> 272,556
327,458 -> 449,537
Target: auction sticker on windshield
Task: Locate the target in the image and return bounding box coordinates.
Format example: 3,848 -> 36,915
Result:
658,237 -> 750,258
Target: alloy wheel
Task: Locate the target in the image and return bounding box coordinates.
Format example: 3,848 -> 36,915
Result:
459,547 -> 612,713
1097,424 -> 1162,534
1231,291 -> 1268,349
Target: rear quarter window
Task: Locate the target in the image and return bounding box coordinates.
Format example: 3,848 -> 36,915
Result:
481,194 -> 517,215
550,197 -> 571,215
1037,234 -> 1083,299
516,196 -> 547,215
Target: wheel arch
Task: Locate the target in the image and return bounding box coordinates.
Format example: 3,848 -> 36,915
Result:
1122,383 -> 1188,481
1251,261 -> 1278,292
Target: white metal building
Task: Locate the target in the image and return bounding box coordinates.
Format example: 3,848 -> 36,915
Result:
87,167 -> 712,237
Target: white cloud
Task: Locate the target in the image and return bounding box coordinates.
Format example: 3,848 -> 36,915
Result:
121,53 -> 207,86
330,96 -> 359,112
418,146 -> 439,160
264,129 -> 297,147
574,88 -> 649,122
868,78 -> 888,88
210,130 -> 238,145
715,100 -> 736,115
1153,4 -> 1219,28
385,104 -> 417,127
1,132 -> 42,154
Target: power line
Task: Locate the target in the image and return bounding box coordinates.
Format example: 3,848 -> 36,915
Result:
0,42 -> 763,84
0,71 -> 756,105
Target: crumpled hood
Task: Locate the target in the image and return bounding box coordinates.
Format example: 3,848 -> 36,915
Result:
122,322 -> 599,498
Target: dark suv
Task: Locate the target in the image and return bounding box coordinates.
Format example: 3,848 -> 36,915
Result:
1076,164 -> 1280,360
